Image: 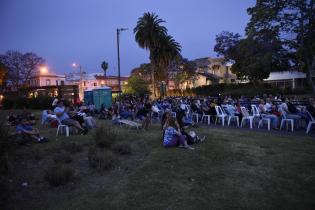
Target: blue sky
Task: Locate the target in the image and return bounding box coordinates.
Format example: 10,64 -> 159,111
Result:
0,0 -> 254,76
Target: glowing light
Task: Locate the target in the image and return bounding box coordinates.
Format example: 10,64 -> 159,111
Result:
72,63 -> 77,67
40,66 -> 48,74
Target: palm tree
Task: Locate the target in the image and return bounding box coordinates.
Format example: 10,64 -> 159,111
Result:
101,61 -> 108,77
134,12 -> 168,96
154,35 -> 181,81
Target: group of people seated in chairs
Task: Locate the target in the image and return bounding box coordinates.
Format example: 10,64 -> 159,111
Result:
110,94 -> 314,131
6,94 -> 315,146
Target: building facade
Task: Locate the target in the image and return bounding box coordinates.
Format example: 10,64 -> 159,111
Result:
264,71 -> 308,89
168,57 -> 238,90
29,73 -> 66,87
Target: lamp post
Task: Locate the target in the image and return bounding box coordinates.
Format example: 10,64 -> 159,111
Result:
117,28 -> 128,94
72,63 -> 83,101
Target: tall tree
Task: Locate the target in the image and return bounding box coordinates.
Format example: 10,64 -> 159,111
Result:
125,75 -> 149,95
246,0 -> 315,93
214,31 -> 241,62
0,62 -> 6,88
101,61 -> 108,77
0,50 -> 45,88
134,12 -> 181,96
131,63 -> 152,81
230,38 -> 274,82
167,58 -> 196,89
154,35 -> 181,82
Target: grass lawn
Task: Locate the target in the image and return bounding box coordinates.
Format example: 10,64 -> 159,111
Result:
1,112 -> 315,210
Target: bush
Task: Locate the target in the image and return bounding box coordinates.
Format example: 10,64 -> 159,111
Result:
113,143 -> 132,155
53,152 -> 73,164
44,164 -> 75,187
2,95 -> 54,109
0,121 -> 12,175
93,126 -> 120,148
2,97 -> 14,109
62,142 -> 83,154
88,147 -> 120,171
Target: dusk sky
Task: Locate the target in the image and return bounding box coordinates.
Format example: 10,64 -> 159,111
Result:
0,0 -> 254,76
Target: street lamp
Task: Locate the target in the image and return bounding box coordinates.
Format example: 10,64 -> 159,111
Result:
40,66 -> 48,75
117,28 -> 128,94
72,62 -> 83,101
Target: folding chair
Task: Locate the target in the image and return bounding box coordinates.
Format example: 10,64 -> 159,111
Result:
56,118 -> 70,137
305,111 -> 315,134
240,107 -> 254,129
251,105 -> 270,131
215,106 -> 227,126
221,105 -> 239,127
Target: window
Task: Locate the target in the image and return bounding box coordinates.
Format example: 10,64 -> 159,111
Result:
83,81 -> 86,86
94,83 -> 97,86
61,81 -> 64,86
46,79 -> 51,86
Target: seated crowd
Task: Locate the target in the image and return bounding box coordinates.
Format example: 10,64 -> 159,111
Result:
5,94 -> 315,146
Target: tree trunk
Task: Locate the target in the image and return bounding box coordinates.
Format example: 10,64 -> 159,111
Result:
149,52 -> 156,98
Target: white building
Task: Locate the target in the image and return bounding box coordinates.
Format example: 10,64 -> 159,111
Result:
29,72 -> 66,87
264,71 -> 307,89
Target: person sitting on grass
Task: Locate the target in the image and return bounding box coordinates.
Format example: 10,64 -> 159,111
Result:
7,112 -> 18,126
163,118 -> 194,150
15,118 -> 48,143
54,100 -> 88,135
19,108 -> 36,125
135,102 -> 151,130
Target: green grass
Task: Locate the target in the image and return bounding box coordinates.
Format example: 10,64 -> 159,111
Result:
1,112 -> 315,210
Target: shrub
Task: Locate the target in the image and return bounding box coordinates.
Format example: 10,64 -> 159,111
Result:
53,152 -> 73,164
113,143 -> 132,155
93,126 -> 119,148
2,95 -> 54,109
44,164 -> 75,187
0,121 -> 12,175
62,142 -> 83,154
88,147 -> 120,171
2,97 -> 14,109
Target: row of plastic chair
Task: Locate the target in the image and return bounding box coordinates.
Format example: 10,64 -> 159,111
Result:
187,104 -> 314,134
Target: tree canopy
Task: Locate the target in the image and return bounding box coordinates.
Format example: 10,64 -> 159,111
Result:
0,50 -> 45,88
101,61 -> 108,77
124,75 -> 149,95
246,0 -> 315,92
134,12 -> 181,96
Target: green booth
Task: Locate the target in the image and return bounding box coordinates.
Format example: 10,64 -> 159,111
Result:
92,87 -> 112,110
83,90 -> 94,105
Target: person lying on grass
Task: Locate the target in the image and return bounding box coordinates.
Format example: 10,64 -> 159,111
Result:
15,118 -> 48,143
163,118 -> 194,150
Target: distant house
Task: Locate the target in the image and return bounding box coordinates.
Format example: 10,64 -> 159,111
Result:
29,73 -> 65,87
94,75 -> 129,92
168,57 -> 238,90
264,71 -> 307,89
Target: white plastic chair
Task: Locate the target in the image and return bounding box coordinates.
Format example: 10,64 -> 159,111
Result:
251,105 -> 261,126
221,105 -> 239,127
215,106 -> 227,126
240,106 -> 254,129
279,113 -> 294,132
201,112 -> 211,125
306,111 -> 315,134
251,105 -> 270,131
56,118 -> 70,137
192,112 -> 199,123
